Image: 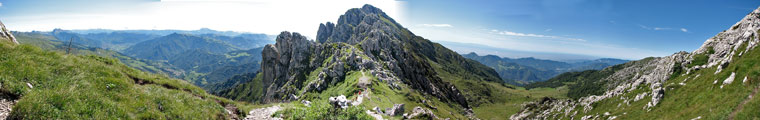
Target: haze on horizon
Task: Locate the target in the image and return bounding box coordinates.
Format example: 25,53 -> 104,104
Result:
1,0 -> 759,60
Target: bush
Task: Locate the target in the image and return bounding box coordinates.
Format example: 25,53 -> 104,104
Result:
274,101 -> 373,120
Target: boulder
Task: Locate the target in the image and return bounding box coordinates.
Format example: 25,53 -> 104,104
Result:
403,106 -> 437,119
373,106 -> 384,115
328,95 -> 351,109
384,104 -> 404,116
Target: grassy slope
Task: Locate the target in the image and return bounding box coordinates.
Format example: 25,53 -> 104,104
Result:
428,59 -> 567,120
14,32 -> 182,78
561,42 -> 760,119
0,40 -> 256,119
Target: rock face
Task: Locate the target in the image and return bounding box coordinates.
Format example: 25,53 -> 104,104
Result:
0,20 -> 18,44
510,6 -> 760,120
260,32 -> 317,103
316,22 -> 334,43
404,106 -> 438,119
255,5 -> 501,113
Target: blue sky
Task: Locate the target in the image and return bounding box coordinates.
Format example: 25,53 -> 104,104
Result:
401,0 -> 760,60
1,0 -> 759,60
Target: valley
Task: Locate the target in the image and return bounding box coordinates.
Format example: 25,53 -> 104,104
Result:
0,1 -> 759,120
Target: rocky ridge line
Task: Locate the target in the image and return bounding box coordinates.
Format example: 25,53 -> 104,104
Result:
510,6 -> 760,120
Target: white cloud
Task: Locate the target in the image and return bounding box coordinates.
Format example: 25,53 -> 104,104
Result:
489,29 -> 586,42
640,24 -> 688,33
409,27 -> 668,60
544,29 -> 552,32
638,24 -> 650,30
653,27 -> 671,30
0,2 -> 3,7
418,24 -> 453,28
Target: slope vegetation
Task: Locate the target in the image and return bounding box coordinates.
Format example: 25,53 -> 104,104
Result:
0,36 -> 256,119
512,7 -> 760,120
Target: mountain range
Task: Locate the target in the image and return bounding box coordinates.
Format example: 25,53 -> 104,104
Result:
1,4 -> 758,120
462,52 -> 628,85
18,29 -> 273,89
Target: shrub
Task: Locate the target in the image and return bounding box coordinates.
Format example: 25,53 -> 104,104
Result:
274,101 -> 373,120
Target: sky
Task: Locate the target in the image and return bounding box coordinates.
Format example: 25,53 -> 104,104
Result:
1,0 -> 760,60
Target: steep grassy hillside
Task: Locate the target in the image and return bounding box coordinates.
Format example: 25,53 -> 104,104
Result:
14,32 -> 183,78
569,46 -> 760,119
0,40 -> 257,119
511,7 -> 760,120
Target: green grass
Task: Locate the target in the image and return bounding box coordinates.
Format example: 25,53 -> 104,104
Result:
15,32 -> 182,79
274,100 -> 373,120
426,58 -> 567,120
0,40 -> 257,119
561,44 -> 760,120
688,46 -> 715,68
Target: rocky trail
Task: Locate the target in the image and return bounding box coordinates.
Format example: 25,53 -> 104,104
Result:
728,79 -> 758,120
353,71 -> 371,106
243,105 -> 282,120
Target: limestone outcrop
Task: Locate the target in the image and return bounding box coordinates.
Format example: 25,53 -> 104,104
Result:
510,6 -> 760,120
0,20 -> 17,44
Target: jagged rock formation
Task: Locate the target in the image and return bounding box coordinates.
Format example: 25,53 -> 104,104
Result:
247,5 -> 503,118
0,20 -> 18,44
511,6 -> 760,120
260,32 -> 316,103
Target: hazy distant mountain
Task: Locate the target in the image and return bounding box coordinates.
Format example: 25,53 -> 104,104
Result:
122,33 -> 237,60
67,28 -> 255,36
437,41 -> 602,61
463,52 -> 628,85
51,29 -> 160,51
198,33 -> 272,50
50,28 -> 274,51
48,28 -> 270,88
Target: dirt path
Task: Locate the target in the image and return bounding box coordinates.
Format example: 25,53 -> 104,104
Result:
728,81 -> 759,120
353,71 -> 371,106
243,106 -> 282,120
357,71 -> 371,89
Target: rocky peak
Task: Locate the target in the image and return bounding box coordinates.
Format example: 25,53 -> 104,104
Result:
316,22 -> 335,43
255,6 -> 505,117
316,4 -> 405,44
690,7 -> 760,72
260,31 -> 317,103
0,20 -> 18,44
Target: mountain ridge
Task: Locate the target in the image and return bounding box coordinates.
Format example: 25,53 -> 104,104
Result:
462,52 -> 628,85
218,4 -> 511,119
511,6 -> 760,120
123,33 -> 237,60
